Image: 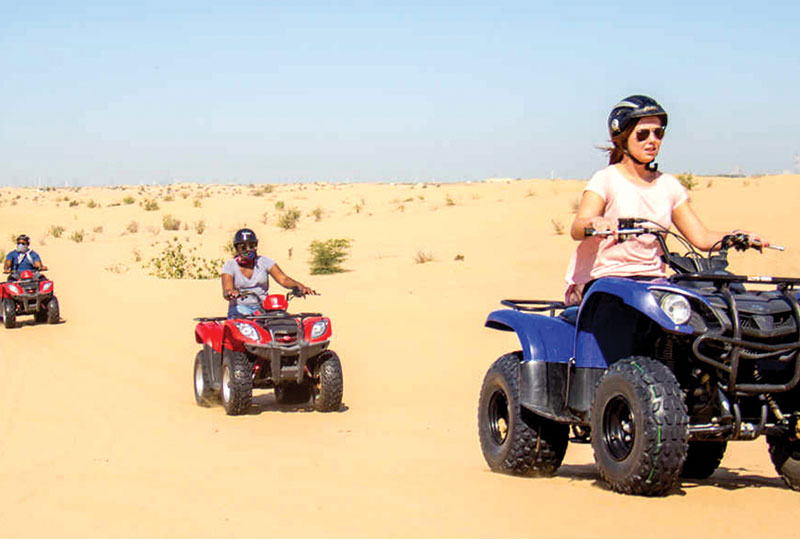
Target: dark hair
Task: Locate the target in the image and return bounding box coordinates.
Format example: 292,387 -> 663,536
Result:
602,116 -> 664,165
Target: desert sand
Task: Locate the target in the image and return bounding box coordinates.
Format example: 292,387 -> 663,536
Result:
1,174 -> 799,538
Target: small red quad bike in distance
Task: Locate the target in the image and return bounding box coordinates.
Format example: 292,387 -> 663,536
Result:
1,269 -> 60,329
193,288 -> 344,415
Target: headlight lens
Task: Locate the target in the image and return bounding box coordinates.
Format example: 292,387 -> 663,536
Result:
7,284 -> 20,295
41,282 -> 53,293
660,294 -> 692,325
235,323 -> 260,341
310,320 -> 328,339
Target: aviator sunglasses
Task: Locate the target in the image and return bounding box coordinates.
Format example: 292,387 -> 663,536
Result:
635,127 -> 666,142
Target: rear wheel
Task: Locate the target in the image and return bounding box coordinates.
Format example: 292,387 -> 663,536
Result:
46,297 -> 60,324
591,356 -> 688,496
681,441 -> 727,479
478,352 -> 569,476
193,351 -> 216,407
220,350 -> 253,415
311,351 -> 344,412
767,435 -> 800,491
2,298 -> 16,329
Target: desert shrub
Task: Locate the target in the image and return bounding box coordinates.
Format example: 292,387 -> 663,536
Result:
277,207 -> 301,230
148,240 -> 225,280
70,230 -> 85,243
676,173 -> 696,190
311,207 -> 324,221
132,249 -> 142,262
49,225 -> 65,238
126,221 -> 139,234
445,195 -> 455,206
193,198 -> 202,208
275,200 -> 285,210
164,194 -> 174,202
162,214 -> 181,231
142,199 -> 159,211
224,240 -> 236,256
414,250 -> 434,264
309,238 -> 352,274
194,220 -> 206,235
551,219 -> 565,235
93,226 -> 103,233
69,200 -> 79,207
251,185 -> 274,196
454,254 -> 465,261
122,196 -> 135,205
261,211 -> 269,224
0,248 -> 4,261
87,199 -> 98,208
570,197 -> 580,213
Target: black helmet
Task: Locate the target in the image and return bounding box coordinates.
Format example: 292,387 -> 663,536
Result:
16,234 -> 30,244
608,95 -> 668,137
233,228 -> 258,248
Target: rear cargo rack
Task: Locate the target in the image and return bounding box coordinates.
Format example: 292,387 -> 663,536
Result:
501,299 -> 566,317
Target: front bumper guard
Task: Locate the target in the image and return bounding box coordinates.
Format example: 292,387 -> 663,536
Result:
243,339 -> 329,384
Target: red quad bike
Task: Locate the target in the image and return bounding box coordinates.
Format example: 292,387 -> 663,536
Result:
193,288 -> 344,415
1,269 -> 60,329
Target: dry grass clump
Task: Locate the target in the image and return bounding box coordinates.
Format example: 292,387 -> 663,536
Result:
251,185 -> 274,196
193,198 -> 202,208
142,199 -> 159,211
70,230 -> 85,243
277,208 -> 301,230
445,195 -> 455,206
49,225 -> 65,238
414,250 -> 434,264
311,207 -> 324,221
194,220 -> 206,235
123,196 -> 135,205
162,214 -> 181,231
126,221 -> 139,234
93,226 -> 103,233
87,199 -> 98,208
551,219 -> 566,235
676,173 -> 696,190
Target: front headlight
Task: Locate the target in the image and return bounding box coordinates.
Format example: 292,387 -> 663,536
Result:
310,320 -> 328,339
660,294 -> 692,325
7,284 -> 20,295
235,323 -> 260,342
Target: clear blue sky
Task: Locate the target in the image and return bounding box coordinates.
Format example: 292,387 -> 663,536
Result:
1,1 -> 798,186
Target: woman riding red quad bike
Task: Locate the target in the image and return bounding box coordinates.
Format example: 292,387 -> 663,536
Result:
193,287 -> 343,415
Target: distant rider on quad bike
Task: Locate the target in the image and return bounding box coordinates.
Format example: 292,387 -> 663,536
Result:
565,94 -> 768,305
4,234 -> 46,277
221,228 -> 315,318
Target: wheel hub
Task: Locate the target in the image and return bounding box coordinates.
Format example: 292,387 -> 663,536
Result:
603,394 -> 636,461
488,390 -> 510,445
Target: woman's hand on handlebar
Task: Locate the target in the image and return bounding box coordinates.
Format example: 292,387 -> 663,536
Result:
223,288 -> 239,300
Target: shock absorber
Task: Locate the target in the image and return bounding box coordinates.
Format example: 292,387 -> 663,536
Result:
754,367 -> 786,422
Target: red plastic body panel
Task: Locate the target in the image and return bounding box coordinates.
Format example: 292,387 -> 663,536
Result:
194,318 -> 272,353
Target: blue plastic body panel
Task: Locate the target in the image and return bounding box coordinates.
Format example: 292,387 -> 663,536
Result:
485,309 -> 574,364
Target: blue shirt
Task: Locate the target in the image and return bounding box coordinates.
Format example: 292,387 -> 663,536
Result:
5,250 -> 41,272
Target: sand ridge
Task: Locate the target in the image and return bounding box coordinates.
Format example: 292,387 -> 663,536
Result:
1,175 -> 799,537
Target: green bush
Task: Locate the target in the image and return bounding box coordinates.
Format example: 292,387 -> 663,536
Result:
277,207 -> 301,230
275,200 -> 285,210
162,214 -> 181,231
148,240 -> 225,280
309,238 -> 352,274
143,199 -> 159,211
87,199 -> 98,208
122,196 -> 135,205
676,173 -> 696,190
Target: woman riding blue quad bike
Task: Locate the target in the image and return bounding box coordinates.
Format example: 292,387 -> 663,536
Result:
477,96 -> 798,496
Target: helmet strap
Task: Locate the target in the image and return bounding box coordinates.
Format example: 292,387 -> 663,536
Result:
623,148 -> 658,172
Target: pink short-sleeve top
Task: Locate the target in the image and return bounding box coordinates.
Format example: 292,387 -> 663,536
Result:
564,165 -> 688,290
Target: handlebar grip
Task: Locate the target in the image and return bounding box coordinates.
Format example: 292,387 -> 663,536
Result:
584,227 -> 596,237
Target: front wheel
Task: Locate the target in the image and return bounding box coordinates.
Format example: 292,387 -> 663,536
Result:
478,352 -> 569,476
220,350 -> 253,416
46,297 -> 60,324
311,351 -> 344,412
2,298 -> 16,329
767,435 -> 800,491
591,356 -> 688,496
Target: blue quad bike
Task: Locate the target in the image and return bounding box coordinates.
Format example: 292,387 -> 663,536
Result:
478,218 -> 800,496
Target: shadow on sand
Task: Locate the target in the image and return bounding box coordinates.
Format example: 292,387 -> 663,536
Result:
247,392 -> 349,415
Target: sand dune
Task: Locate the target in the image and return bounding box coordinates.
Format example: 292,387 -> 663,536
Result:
1,175 -> 798,537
